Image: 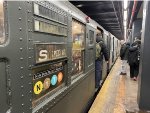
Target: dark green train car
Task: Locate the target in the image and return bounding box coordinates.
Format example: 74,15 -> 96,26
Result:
0,1 -> 120,113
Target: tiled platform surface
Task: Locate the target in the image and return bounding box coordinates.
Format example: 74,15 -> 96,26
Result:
89,59 -> 150,113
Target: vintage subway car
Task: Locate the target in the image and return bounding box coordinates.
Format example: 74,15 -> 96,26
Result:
0,1 -> 120,113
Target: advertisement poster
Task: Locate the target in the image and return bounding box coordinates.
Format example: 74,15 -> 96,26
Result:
71,19 -> 85,76
72,50 -> 84,75
72,34 -> 84,50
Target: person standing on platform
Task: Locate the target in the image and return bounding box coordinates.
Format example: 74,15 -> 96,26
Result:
128,38 -> 141,81
95,34 -> 109,89
120,41 -> 130,75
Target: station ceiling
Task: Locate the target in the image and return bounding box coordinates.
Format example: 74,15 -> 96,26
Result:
127,1 -> 143,29
70,1 -> 124,40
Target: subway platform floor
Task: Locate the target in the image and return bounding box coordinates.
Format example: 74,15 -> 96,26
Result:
89,59 -> 150,113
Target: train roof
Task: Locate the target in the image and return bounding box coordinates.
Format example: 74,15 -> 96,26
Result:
50,1 -> 115,37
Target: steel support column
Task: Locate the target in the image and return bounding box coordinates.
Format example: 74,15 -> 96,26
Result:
138,1 -> 150,110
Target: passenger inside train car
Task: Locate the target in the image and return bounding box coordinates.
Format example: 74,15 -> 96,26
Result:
1,1 -> 150,113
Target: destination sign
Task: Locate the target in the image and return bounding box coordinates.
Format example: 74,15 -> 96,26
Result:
35,43 -> 67,63
34,3 -> 67,25
32,61 -> 66,108
34,20 -> 67,36
33,62 -> 63,80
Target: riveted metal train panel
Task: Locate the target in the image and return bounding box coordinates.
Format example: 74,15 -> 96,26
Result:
0,1 -> 120,113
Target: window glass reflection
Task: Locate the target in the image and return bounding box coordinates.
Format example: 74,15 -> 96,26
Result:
72,20 -> 85,76
89,30 -> 94,45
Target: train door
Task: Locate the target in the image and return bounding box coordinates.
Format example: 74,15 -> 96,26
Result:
114,38 -> 116,60
107,36 -> 110,53
116,40 -> 118,56
117,40 -> 120,56
107,34 -> 111,73
86,25 -> 95,71
86,25 -> 96,94
109,34 -> 113,69
102,33 -> 108,80
96,28 -> 109,81
115,39 -> 118,58
112,37 -> 115,63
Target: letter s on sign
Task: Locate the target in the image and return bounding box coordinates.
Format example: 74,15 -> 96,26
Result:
39,50 -> 48,61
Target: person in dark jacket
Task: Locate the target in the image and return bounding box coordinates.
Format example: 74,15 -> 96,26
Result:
120,41 -> 130,75
128,38 -> 141,81
95,34 -> 109,88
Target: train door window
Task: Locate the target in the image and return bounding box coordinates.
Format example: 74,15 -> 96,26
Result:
72,19 -> 85,77
103,34 -> 107,45
89,30 -> 94,45
0,0 -> 5,44
88,48 -> 94,66
107,36 -> 109,49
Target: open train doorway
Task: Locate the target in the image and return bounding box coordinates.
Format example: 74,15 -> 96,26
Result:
96,27 -> 108,85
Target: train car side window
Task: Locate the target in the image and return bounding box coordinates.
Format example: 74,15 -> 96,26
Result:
72,19 -> 85,77
0,0 -> 5,44
89,30 -> 94,45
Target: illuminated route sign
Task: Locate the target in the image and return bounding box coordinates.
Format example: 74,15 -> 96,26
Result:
33,3 -> 67,25
34,20 -> 67,36
35,43 -> 67,63
32,61 -> 66,108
